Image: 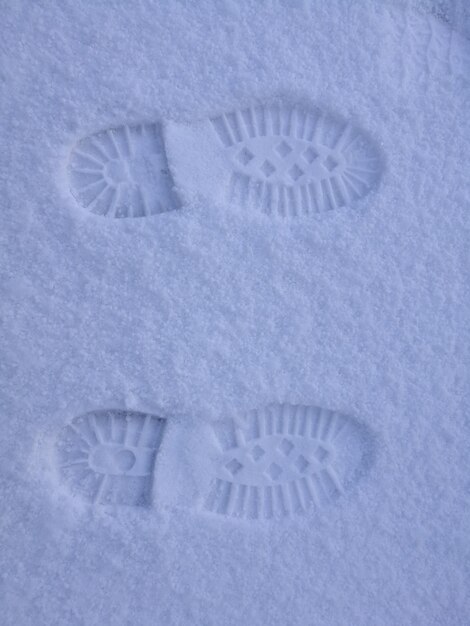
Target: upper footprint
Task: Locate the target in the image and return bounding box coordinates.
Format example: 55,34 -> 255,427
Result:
385,7 -> 470,88
165,103 -> 382,216
206,404 -> 373,519
68,123 -> 179,218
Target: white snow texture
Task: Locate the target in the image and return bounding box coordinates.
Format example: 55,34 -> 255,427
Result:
1,0 -> 469,625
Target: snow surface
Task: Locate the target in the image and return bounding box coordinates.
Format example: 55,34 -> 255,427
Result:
1,0 -> 470,624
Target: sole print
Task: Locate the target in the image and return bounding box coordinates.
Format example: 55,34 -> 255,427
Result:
164,102 -> 382,216
205,404 -> 372,519
56,410 -> 165,506
68,123 -> 179,218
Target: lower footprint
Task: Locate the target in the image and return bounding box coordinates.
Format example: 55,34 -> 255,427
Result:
68,123 -> 179,218
56,410 -> 165,506
205,404 -> 372,519
165,102 -> 382,216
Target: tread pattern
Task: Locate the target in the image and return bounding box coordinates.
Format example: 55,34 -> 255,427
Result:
210,104 -> 381,216
206,404 -> 363,519
68,123 -> 179,218
56,410 -> 165,506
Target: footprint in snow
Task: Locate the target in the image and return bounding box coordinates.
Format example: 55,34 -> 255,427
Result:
67,101 -> 382,218
54,404 -> 373,517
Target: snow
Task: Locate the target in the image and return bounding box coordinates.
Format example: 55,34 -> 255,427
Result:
1,0 -> 469,624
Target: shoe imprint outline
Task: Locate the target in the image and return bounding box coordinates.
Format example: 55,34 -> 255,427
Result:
68,101 -> 382,218
56,410 -> 165,506
206,404 -> 371,519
